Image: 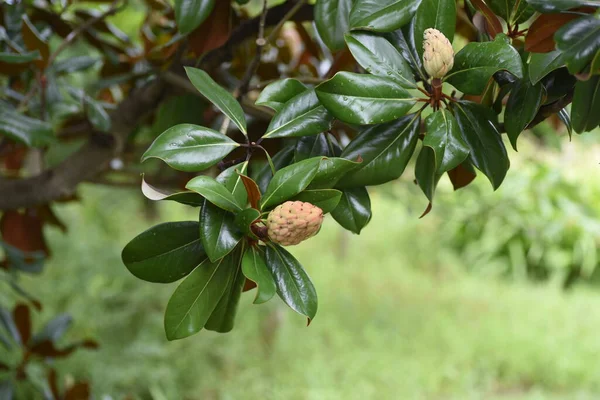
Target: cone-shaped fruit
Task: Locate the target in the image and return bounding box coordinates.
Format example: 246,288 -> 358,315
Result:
423,28 -> 454,79
266,201 -> 324,246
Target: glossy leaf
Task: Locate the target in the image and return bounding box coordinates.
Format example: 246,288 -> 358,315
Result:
345,31 -> 415,88
185,67 -> 247,134
242,246 -> 276,304
292,189 -> 342,214
262,90 -> 333,139
469,0 -> 504,38
22,16 -> 49,69
217,162 -> 249,207
316,72 -> 417,125
336,114 -> 420,188
0,107 -> 54,147
84,96 -> 111,132
309,157 -> 363,189
526,0 -> 600,13
122,222 -> 206,283
413,0 -> 456,61
205,248 -> 245,333
331,187 -> 372,234
505,78 -> 544,150
255,145 -> 295,194
186,175 -> 244,212
528,51 -> 566,84
446,34 -> 524,95
266,244 -> 318,321
256,79 -> 307,112
234,208 -> 261,236
295,133 -> 331,162
384,28 -> 426,80
142,124 -> 239,172
200,201 -> 243,262
423,109 -> 469,173
174,0 -> 216,35
0,51 -> 41,64
555,16 -> 600,74
452,101 -> 510,189
164,255 -> 234,340
415,146 -> 440,202
572,75 -> 600,133
315,0 -> 353,51
141,177 -> 204,207
349,0 -> 423,32
488,0 -> 535,24
260,157 -> 322,210
558,107 -> 573,138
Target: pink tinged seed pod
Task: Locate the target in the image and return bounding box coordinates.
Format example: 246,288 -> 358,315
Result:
266,201 -> 324,246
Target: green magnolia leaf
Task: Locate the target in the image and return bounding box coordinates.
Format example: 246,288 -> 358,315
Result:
142,124 -> 239,172
349,0 -> 423,32
256,79 -> 308,112
184,67 -> 247,134
555,16 -> 600,75
262,90 -> 333,139
234,208 -> 261,235
331,187 -> 372,234
265,244 -> 318,321
53,56 -> 99,74
488,0 -> 535,24
205,247 -> 245,333
316,72 -> 417,125
0,51 -> 41,64
200,201 -> 243,262
122,222 -> 206,283
336,113 -> 420,188
309,157 -> 362,189
242,246 -> 276,304
141,176 -> 204,207
0,107 -> 54,147
345,31 -> 416,88
84,96 -> 111,132
528,51 -> 566,85
186,176 -> 244,212
505,78 -> 544,150
164,254 -> 235,340
260,157 -> 323,210
558,107 -> 573,139
292,189 -> 343,214
446,34 -> 524,95
174,0 -> 215,35
572,75 -> 600,133
423,109 -> 469,174
315,0 -> 353,51
295,133 -> 331,162
415,146 -> 440,203
413,0 -> 456,61
385,28 -> 426,80
255,145 -> 296,194
216,161 -> 249,207
452,101 -> 510,189
525,0 -> 600,13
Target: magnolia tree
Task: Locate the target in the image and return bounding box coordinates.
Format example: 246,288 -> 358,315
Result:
1,0 -> 600,351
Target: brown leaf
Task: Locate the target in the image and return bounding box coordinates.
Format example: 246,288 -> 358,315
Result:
188,1 -> 232,57
30,340 -> 74,358
238,173 -> 261,209
525,13 -> 579,53
243,279 -> 257,292
37,205 -> 68,233
47,369 -> 61,400
448,163 -> 477,190
470,0 -> 503,38
64,382 -> 91,400
12,303 -> 32,345
0,210 -> 49,256
419,202 -> 433,219
22,16 -> 50,69
0,143 -> 28,172
0,362 -> 10,371
30,7 -> 73,38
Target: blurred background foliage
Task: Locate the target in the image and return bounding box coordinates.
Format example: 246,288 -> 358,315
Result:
3,130 -> 600,400
3,0 -> 600,398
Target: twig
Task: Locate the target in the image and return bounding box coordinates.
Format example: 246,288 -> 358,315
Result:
46,0 -> 124,67
235,0 -> 269,98
265,0 -> 307,45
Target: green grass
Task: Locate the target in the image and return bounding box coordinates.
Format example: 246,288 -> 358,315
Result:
19,178 -> 600,400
